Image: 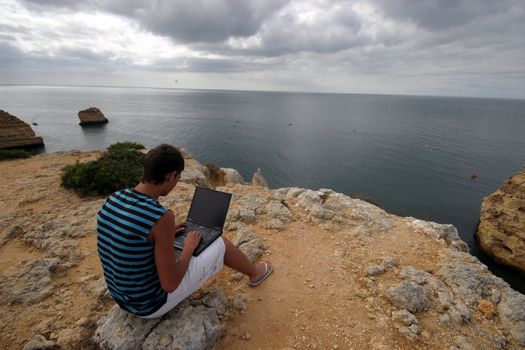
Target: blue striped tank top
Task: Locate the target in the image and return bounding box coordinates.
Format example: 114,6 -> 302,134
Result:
96,188 -> 168,316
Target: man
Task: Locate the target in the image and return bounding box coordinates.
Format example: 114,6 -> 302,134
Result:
97,144 -> 272,318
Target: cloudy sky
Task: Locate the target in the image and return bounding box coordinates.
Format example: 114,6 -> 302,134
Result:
1,0 -> 524,98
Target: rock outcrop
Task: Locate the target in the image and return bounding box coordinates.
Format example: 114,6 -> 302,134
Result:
222,168 -> 245,185
93,288 -> 228,350
180,162 -> 209,186
78,107 -> 108,126
476,168 -> 525,274
251,168 -> 268,187
0,110 -> 44,149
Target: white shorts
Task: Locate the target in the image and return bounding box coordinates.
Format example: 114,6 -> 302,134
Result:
143,238 -> 226,319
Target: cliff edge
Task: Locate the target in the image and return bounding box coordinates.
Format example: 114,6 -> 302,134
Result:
0,151 -> 524,350
0,110 -> 44,149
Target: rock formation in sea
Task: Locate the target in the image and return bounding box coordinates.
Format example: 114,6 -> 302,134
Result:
78,107 -> 108,126
0,110 -> 44,149
476,168 -> 525,274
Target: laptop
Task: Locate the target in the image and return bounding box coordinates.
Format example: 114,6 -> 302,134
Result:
173,186 -> 232,256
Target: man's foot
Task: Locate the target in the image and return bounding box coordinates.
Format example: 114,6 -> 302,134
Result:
248,261 -> 273,287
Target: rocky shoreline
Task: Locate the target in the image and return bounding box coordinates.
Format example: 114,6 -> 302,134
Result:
0,150 -> 524,349
0,110 -> 44,149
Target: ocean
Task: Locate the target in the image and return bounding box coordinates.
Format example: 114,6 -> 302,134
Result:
1,85 -> 524,291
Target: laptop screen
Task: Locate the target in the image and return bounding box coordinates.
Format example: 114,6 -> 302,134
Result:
187,187 -> 232,229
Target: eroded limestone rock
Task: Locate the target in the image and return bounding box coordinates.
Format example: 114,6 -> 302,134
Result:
251,168 -> 268,187
23,334 -> 57,350
409,219 -> 468,252
222,168 -> 245,185
232,227 -> 264,262
476,169 -> 525,274
179,164 -> 209,187
497,291 -> 525,346
78,107 -> 108,126
1,258 -> 59,305
386,281 -> 431,313
0,110 -> 44,149
94,289 -> 228,350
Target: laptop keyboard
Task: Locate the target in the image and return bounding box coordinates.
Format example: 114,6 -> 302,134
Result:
184,222 -> 220,245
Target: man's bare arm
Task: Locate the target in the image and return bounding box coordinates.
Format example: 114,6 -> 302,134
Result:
152,211 -> 200,293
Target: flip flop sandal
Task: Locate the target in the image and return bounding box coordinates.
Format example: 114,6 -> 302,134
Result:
248,262 -> 273,287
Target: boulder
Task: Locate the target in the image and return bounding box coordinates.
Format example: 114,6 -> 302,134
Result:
222,168 -> 245,185
476,169 -> 525,274
497,291 -> 525,346
93,289 -> 228,350
264,200 -> 294,223
78,107 -> 108,126
310,204 -> 334,220
386,281 -> 431,313
231,293 -> 249,312
0,110 -> 44,149
23,335 -> 57,350
410,219 -> 468,252
285,187 -> 306,199
232,227 -> 265,262
295,189 -> 323,208
0,258 -> 59,305
179,164 -> 209,187
366,264 -> 385,276
392,309 -> 418,326
266,218 -> 285,231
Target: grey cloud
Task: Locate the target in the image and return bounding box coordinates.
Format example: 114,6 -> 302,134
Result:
19,0 -> 81,11
257,6 -> 364,55
202,3 -> 367,57
371,0 -> 522,31
19,0 -> 368,56
133,1 -> 287,43
21,0 -> 290,43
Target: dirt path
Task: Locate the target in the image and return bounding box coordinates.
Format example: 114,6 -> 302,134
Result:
212,216 -> 449,350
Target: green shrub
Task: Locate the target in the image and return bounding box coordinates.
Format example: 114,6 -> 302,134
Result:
61,141 -> 145,196
106,141 -> 145,154
0,149 -> 31,160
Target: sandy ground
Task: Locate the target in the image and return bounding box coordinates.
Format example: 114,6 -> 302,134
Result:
0,152 -> 518,350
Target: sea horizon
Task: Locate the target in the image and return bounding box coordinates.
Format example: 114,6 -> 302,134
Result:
2,83 -> 524,102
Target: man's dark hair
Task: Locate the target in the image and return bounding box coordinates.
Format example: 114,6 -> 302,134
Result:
141,144 -> 185,184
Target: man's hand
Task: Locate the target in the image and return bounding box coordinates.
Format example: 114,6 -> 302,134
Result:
175,222 -> 187,236
183,231 -> 202,252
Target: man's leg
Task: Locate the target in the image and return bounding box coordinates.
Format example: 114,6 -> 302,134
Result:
222,238 -> 271,284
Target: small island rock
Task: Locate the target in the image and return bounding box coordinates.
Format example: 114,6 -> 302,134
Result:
78,107 -> 108,126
